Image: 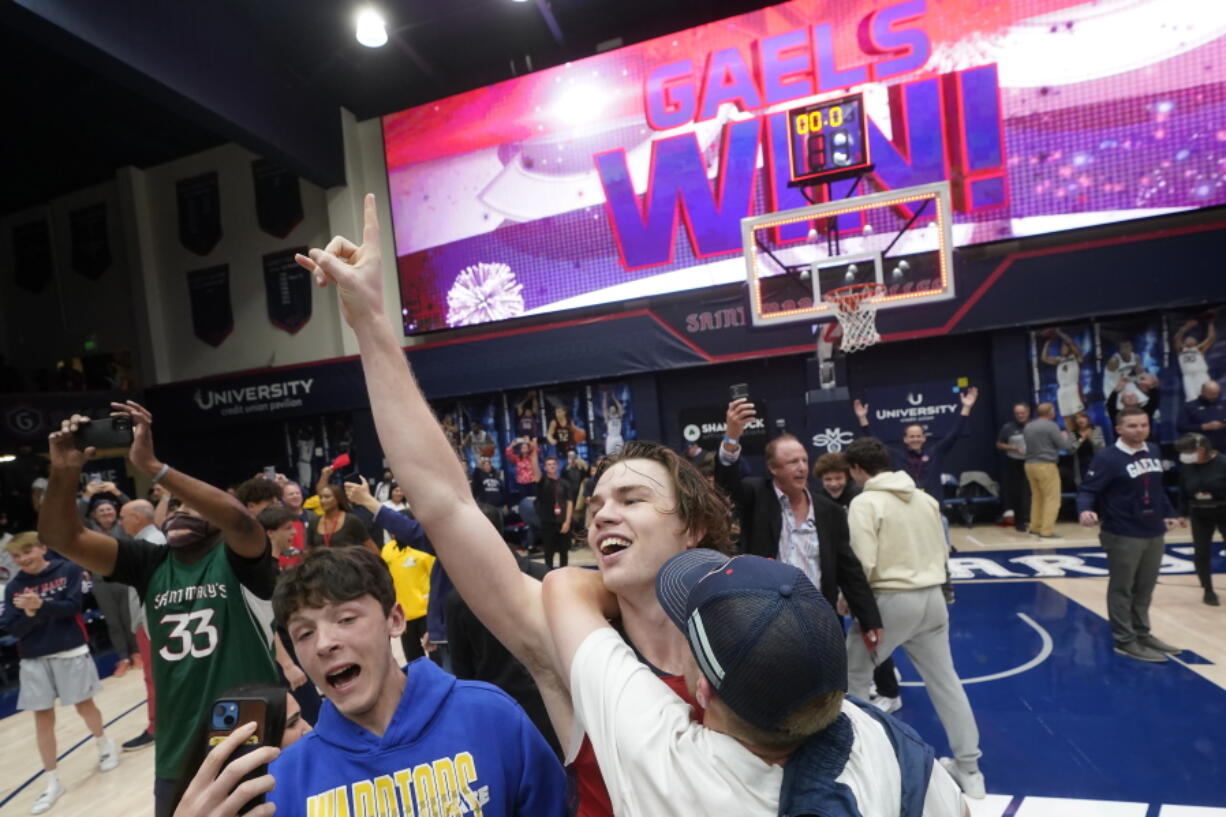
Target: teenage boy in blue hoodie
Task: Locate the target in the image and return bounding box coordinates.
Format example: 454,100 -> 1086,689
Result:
1077,407 -> 1185,663
1,532 -> 120,814
269,546 -> 566,817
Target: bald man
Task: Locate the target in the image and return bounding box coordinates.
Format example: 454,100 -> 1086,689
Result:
1179,380 -> 1226,453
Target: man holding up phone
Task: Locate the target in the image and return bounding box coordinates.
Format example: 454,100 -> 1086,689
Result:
39,402 -> 280,817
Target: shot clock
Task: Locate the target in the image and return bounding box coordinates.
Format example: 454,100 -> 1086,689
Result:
786,94 -> 871,186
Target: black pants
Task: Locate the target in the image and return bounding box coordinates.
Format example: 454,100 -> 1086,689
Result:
541,524 -> 568,568
1003,458 -> 1030,530
873,656 -> 899,698
400,616 -> 429,662
1189,505 -> 1226,590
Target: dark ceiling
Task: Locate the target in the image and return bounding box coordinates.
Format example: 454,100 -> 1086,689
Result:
2,0 -> 776,219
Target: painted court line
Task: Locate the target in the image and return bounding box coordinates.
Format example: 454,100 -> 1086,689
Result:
900,612 -> 1053,687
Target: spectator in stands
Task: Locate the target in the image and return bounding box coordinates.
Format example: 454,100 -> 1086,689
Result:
235,478 -> 283,515
39,402 -> 280,817
2,532 -> 120,814
842,437 -> 985,800
1077,407 -> 1184,663
259,506 -> 304,570
852,388 -> 980,498
715,398 -> 882,653
1179,380 -> 1226,452
536,456 -> 574,569
306,484 -> 375,553
373,468 -> 395,503
812,451 -> 860,509
1174,432 -> 1226,607
1106,372 -> 1160,426
996,402 -> 1031,532
504,437 -> 540,499
471,456 -> 506,534
1023,403 -> 1067,539
1068,411 -> 1106,484
86,495 -> 140,678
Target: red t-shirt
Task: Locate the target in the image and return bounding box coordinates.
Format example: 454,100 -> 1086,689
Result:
570,673 -> 703,817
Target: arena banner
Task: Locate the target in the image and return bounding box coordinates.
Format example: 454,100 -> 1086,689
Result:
186,264 -> 234,347
68,203 -> 111,280
590,382 -> 634,459
384,0 -> 1226,336
1096,315 -> 1163,439
805,394 -> 858,456
541,387 -> 591,465
859,379 -> 969,440
11,218 -> 53,294
1167,308 -> 1222,405
177,171 -> 222,256
0,391 -> 133,448
1030,324 -> 1098,427
262,248 -> 312,334
252,159 -> 304,239
679,402 -> 768,455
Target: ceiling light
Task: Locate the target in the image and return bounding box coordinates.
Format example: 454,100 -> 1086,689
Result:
355,8 -> 388,48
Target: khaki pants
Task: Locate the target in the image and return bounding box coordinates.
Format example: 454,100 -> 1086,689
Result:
1024,461 -> 1061,536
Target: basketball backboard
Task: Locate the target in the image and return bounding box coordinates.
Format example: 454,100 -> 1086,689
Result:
741,180 -> 956,329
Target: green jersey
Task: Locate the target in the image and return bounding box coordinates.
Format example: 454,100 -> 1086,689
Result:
112,536 -> 279,781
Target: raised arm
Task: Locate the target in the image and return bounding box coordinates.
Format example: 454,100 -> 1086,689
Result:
112,401 -> 266,559
1039,339 -> 1062,367
293,196 -> 563,704
38,418 -> 121,576
1202,321 -> 1217,354
542,567 -> 620,683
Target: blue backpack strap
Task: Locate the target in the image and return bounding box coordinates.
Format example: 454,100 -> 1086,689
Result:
777,712 -> 862,817
847,697 -> 935,817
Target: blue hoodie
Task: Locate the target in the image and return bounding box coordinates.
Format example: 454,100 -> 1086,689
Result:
269,657 -> 565,817
1076,441 -> 1177,537
0,558 -> 88,658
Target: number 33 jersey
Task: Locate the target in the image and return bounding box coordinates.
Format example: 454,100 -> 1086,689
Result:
112,535 -> 279,780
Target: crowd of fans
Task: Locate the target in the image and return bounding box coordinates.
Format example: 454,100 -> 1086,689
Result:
0,197 -> 1222,817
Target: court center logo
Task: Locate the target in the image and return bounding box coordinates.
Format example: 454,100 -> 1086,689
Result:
812,427 -> 855,453
683,424 -> 701,442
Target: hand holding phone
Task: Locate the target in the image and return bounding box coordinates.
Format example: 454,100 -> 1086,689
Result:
199,690 -> 287,815
73,416 -> 134,450
175,722 -> 279,817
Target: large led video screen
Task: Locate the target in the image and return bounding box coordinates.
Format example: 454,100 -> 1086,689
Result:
384,0 -> 1226,335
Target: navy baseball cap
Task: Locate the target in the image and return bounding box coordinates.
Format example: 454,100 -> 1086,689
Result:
655,549 -> 847,731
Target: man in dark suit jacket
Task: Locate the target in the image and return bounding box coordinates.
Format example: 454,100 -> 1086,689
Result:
715,399 -> 883,648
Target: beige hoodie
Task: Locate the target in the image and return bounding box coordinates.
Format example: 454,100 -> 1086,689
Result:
847,470 -> 948,591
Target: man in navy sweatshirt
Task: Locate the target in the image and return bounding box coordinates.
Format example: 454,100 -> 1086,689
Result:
1077,407 -> 1185,663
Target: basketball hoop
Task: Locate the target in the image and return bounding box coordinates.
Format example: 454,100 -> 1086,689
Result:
825,282 -> 885,353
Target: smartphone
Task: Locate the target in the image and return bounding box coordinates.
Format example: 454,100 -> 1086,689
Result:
74,416 -> 133,450
262,466 -> 277,481
729,383 -> 750,402
205,689 -> 286,813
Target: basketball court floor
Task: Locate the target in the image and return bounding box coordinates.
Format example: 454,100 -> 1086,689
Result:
1,524 -> 1222,816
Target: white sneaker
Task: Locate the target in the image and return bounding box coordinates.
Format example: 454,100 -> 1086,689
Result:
31,780 -> 65,815
939,757 -> 986,799
869,694 -> 903,714
97,737 -> 120,772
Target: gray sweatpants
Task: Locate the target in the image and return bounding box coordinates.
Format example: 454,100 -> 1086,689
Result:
1100,531 -> 1165,645
846,585 -> 982,771
93,576 -> 138,660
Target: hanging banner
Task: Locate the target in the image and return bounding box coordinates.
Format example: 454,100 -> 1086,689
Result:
1168,308 -> 1222,404
187,264 -> 233,347
262,248 -> 312,334
860,380 -> 968,441
12,219 -> 53,294
177,171 -> 222,256
1030,324 -> 1098,426
679,402 -> 768,455
591,382 -> 635,458
458,396 -> 502,472
252,159 -> 304,239
541,387 -> 591,464
69,203 -> 111,280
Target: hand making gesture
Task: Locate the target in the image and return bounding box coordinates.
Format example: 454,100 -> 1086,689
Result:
294,193 -> 384,328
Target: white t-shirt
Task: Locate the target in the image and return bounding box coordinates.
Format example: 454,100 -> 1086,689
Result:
569,627 -> 966,817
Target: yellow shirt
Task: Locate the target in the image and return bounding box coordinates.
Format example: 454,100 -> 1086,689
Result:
380,540 -> 435,621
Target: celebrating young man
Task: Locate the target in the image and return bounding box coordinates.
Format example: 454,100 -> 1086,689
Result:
292,195 -> 733,815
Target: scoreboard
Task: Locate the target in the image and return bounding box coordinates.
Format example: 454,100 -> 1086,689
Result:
786,94 -> 871,186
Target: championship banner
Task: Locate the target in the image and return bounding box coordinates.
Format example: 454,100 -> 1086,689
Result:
69,203 -> 111,280
1030,324 -> 1098,426
177,171 -> 222,256
252,159 -> 304,239
186,264 -> 234,347
11,219 -> 52,294
679,402 -> 768,455
263,248 -> 312,334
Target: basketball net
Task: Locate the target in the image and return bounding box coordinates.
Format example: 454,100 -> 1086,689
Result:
826,282 -> 884,354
